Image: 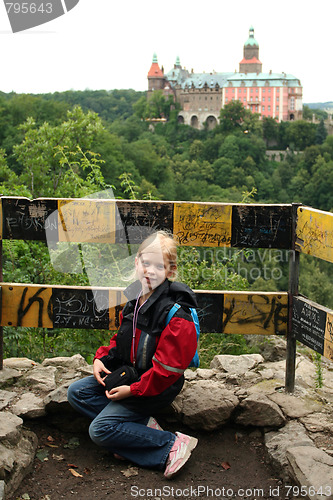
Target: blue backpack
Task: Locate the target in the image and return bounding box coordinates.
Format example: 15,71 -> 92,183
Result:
165,303 -> 200,368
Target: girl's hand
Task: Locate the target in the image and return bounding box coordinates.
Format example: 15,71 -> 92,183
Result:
93,359 -> 111,386
106,385 -> 132,401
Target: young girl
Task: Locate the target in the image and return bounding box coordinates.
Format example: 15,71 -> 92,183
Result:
67,231 -> 198,478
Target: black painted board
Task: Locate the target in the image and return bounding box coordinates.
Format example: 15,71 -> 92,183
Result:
196,292 -> 224,333
2,198 -> 58,241
52,288 -> 110,329
292,296 -> 326,355
115,201 -> 173,244
231,205 -> 292,249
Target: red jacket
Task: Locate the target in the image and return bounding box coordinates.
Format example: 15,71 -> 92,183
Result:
95,279 -> 197,413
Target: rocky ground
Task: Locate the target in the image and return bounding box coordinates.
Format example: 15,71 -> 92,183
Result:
1,337 -> 333,500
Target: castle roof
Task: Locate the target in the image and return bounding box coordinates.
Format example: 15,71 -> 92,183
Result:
148,53 -> 164,78
245,26 -> 259,46
239,56 -> 262,65
226,72 -> 302,87
182,72 -> 233,89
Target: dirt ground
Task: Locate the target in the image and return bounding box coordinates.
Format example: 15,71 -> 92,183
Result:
9,418 -> 297,500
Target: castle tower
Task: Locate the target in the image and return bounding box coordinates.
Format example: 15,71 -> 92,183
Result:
239,26 -> 262,74
147,53 -> 166,97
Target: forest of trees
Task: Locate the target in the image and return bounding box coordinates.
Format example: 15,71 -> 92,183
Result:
0,89 -> 332,362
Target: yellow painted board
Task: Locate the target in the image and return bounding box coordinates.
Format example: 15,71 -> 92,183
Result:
1,284 -> 53,328
324,311 -> 333,362
58,199 -> 116,244
223,293 -> 288,335
296,207 -> 333,263
108,289 -> 127,329
174,203 -> 232,247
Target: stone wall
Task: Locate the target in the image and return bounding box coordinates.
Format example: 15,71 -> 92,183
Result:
0,340 -> 332,500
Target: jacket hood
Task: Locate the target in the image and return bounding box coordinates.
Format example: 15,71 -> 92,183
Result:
168,281 -> 198,309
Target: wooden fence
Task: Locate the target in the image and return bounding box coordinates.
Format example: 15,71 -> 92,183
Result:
0,197 -> 332,392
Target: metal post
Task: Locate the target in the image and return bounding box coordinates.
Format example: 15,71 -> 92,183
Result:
285,203 -> 301,392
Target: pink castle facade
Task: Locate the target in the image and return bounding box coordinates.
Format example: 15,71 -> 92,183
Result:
147,27 -> 303,129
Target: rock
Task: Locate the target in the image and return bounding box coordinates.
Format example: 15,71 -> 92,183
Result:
267,392 -> 324,418
0,368 -> 22,388
3,358 -> 38,370
248,379 -> 285,395
286,446 -> 333,500
44,383 -> 74,413
210,354 -> 264,374
173,380 -> 239,431
265,421 -> 315,482
42,354 -> 88,370
0,390 -> 16,411
0,413 -> 23,444
0,429 -> 37,499
235,393 -> 285,427
184,369 -> 197,381
195,368 -> 216,379
21,365 -> 57,392
245,335 -> 287,362
0,480 -> 4,500
11,393 -> 46,419
300,413 -> 333,433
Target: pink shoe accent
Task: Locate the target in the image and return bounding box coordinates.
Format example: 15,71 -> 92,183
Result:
147,416 -> 163,431
164,432 -> 198,479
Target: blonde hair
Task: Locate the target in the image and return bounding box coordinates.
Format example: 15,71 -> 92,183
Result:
137,230 -> 177,276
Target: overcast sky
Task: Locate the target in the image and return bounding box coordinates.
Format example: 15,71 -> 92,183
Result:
0,0 -> 331,104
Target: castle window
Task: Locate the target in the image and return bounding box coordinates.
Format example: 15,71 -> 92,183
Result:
243,97 -> 246,102
225,98 -> 228,103
262,89 -> 265,93
251,88 -> 253,93
276,97 -> 279,102
268,106 -> 271,111
262,106 -> 265,111
263,97 -> 265,102
276,106 -> 279,111
256,88 -> 258,93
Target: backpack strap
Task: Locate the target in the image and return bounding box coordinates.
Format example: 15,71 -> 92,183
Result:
166,303 -> 181,325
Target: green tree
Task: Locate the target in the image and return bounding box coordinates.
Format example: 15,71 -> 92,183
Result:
13,107 -> 104,197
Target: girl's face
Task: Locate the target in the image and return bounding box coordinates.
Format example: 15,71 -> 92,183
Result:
135,250 -> 173,295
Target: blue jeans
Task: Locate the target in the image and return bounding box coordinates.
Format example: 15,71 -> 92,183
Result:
67,376 -> 176,470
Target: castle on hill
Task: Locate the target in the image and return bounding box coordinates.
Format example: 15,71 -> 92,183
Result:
147,27 -> 303,129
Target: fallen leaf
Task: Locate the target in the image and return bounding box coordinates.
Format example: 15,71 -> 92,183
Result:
221,461 -> 231,470
84,467 -> 91,475
21,494 -> 30,500
46,443 -> 59,448
52,454 -> 65,461
36,448 -> 49,461
69,468 -> 83,478
68,463 -> 78,468
121,466 -> 139,478
47,435 -> 55,442
64,437 -> 80,449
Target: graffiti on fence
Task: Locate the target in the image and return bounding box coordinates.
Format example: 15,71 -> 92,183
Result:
174,203 -> 232,247
296,207 -> 333,264
222,293 -> 288,335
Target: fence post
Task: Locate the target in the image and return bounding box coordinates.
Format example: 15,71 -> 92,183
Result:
285,203 -> 301,392
0,240 -> 3,371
